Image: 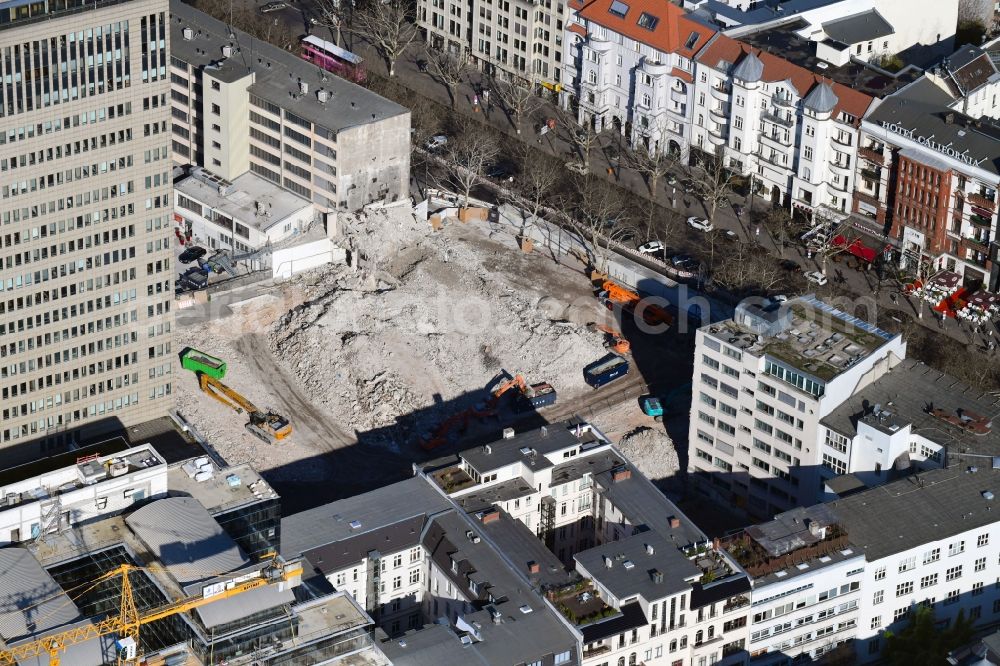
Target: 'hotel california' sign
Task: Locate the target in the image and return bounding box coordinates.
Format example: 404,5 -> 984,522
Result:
879,121 -> 985,167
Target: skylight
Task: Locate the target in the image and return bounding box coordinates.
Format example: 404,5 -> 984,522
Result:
684,31 -> 700,49
609,0 -> 629,18
637,11 -> 658,30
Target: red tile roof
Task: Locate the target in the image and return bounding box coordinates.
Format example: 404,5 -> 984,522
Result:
576,0 -> 714,58
671,66 -> 693,83
568,23 -> 588,37
695,34 -> 873,122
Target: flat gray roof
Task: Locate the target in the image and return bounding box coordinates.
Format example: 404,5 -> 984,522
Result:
575,531 -> 700,602
550,449 -> 626,487
821,358 -> 1000,457
0,549 -> 81,642
831,464 -> 1000,561
281,476 -> 450,562
865,96 -> 1000,176
477,508 -> 573,589
451,477 -> 536,514
596,457 -> 707,548
176,170 -> 312,232
460,422 -> 601,476
416,510 -> 579,666
167,460 -> 278,515
169,0 -> 408,134
821,9 -> 893,44
195,584 -> 296,628
126,497 -> 249,584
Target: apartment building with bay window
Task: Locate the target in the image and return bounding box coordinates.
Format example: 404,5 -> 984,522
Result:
0,0 -> 175,455
168,0 -> 410,215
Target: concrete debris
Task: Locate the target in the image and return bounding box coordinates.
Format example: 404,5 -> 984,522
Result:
174,202 -> 610,475
616,426 -> 679,482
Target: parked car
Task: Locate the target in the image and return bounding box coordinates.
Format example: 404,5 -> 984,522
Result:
638,240 -> 664,255
179,246 -> 207,264
425,135 -> 448,151
779,259 -> 801,272
666,254 -> 700,279
260,2 -> 287,12
486,162 -> 517,182
686,216 -> 714,232
805,270 -> 829,286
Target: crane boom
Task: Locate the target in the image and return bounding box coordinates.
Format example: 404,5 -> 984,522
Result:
0,558 -> 303,666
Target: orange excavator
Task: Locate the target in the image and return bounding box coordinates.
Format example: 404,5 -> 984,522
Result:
599,279 -> 673,327
596,324 -> 631,354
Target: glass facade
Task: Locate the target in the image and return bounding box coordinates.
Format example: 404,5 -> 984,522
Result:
213,497 -> 281,560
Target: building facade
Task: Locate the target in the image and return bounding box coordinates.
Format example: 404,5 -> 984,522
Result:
416,0 -> 568,90
168,0 -> 411,215
0,0 -> 176,453
687,296 -> 907,517
692,35 -> 874,214
563,0 -> 713,164
855,95 -> 1000,291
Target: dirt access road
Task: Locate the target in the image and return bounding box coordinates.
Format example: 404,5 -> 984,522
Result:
233,333 -> 410,512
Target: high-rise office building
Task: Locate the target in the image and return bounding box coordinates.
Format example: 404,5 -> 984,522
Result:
0,0 -> 175,457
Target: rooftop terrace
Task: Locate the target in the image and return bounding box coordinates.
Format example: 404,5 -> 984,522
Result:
167,459 -> 277,515
738,20 -> 922,98
705,295 -> 896,383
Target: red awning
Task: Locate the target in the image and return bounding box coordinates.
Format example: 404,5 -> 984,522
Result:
832,235 -> 877,262
971,206 -> 993,218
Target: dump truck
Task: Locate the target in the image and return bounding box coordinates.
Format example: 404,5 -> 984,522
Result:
584,354 -> 630,388
515,382 -> 558,411
599,279 -> 672,328
180,348 -> 227,379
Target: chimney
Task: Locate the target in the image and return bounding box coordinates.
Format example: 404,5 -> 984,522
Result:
645,543 -> 655,556
945,112 -> 955,124
612,467 -> 631,482
182,26 -> 194,41
604,555 -> 613,568
527,561 -> 540,574
482,444 -> 492,455
668,516 -> 681,529
481,510 -> 500,524
650,570 -> 664,584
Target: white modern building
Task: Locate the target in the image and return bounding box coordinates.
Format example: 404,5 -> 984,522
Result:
688,296 -> 907,517
174,168 -> 316,253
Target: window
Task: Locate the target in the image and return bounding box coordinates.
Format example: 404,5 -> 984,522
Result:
894,607 -> 909,621
978,533 -> 989,547
975,557 -> 987,572
896,581 -> 913,597
923,548 -> 940,565
949,541 -> 965,557
871,615 -> 881,630
920,574 -> 937,588
898,557 -> 916,573
211,103 -> 221,115
822,453 -> 846,475
944,590 -> 960,605
803,146 -> 813,160
945,566 -> 962,582
734,137 -> 742,151
734,116 -> 743,129
409,568 -> 420,584
211,80 -> 220,90
972,582 -> 985,596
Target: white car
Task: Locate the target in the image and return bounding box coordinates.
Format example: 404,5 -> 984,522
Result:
425,135 -> 448,151
260,1 -> 287,12
638,241 -> 664,255
804,271 -> 829,286
686,216 -> 714,232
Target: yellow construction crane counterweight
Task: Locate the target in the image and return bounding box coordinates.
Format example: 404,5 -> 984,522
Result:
0,558 -> 303,666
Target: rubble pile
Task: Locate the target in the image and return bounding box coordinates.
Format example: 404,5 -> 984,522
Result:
268,205 -> 609,438
617,426 -> 680,482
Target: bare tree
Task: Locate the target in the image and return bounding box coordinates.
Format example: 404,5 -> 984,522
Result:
424,48 -> 470,109
626,198 -> 683,250
568,178 -> 630,273
553,106 -> 605,173
690,156 -> 736,224
441,122 -> 500,208
624,117 -> 680,196
349,0 -> 416,76
512,144 -> 562,237
807,206 -> 853,278
762,207 -> 806,249
312,0 -> 347,46
711,242 -> 783,295
487,70 -> 542,134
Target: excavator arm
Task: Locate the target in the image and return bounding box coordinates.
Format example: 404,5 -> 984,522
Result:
199,373 -> 259,414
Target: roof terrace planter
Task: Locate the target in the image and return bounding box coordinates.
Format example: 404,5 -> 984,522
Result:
431,465 -> 476,493
550,581 -> 620,626
723,525 -> 849,578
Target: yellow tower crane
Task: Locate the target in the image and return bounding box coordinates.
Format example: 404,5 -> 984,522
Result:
0,557 -> 303,666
